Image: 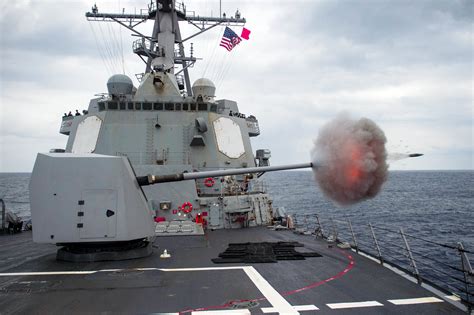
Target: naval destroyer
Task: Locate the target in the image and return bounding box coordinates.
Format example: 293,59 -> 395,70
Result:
0,1 -> 472,314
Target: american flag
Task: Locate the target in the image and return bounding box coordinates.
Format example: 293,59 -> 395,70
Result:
220,27 -> 241,52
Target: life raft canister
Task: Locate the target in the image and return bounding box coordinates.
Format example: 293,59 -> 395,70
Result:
204,177 -> 215,187
181,202 -> 193,213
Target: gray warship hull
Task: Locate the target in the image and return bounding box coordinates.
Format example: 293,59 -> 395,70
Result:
0,228 -> 465,314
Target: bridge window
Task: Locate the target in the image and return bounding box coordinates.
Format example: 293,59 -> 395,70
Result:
120,102 -> 126,110
98,102 -> 105,111
183,103 -> 189,111
175,103 -> 181,111
108,101 -> 118,110
143,102 -> 152,110
165,103 -> 174,110
135,102 -> 142,110
190,103 -> 196,111
154,103 -> 163,110
198,103 -> 207,111
128,102 -> 134,110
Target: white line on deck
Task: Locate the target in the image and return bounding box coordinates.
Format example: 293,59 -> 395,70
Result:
243,266 -> 299,315
327,301 -> 383,309
0,270 -> 104,276
1,266 -> 299,314
0,266 -> 248,277
387,297 -> 444,305
160,266 -> 246,272
445,295 -> 461,301
192,310 -> 250,315
261,304 -> 319,313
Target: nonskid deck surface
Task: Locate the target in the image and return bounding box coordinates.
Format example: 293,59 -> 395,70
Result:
0,228 -> 463,314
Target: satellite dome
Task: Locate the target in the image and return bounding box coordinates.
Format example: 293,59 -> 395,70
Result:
192,78 -> 216,100
107,74 -> 133,96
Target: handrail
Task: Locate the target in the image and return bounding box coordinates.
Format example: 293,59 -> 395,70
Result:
0,199 -> 5,231
308,214 -> 474,311
372,225 -> 474,253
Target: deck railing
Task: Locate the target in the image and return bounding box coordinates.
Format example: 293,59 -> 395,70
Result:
293,214 -> 473,312
0,199 -> 5,232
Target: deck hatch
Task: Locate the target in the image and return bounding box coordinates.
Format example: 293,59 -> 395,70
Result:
79,189 -> 117,239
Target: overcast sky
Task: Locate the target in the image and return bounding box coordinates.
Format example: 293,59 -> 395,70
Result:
0,0 -> 472,172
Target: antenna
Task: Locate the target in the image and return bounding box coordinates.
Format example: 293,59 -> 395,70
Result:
85,0 -> 245,96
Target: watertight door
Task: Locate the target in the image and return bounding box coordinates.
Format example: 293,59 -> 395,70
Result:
209,203 -> 221,228
79,189 -> 117,239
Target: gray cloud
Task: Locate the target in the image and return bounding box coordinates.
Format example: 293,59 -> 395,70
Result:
0,0 -> 472,171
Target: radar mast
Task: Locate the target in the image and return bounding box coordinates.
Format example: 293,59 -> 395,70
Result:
85,0 -> 246,96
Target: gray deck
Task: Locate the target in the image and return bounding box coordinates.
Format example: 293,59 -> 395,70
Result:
0,228 -> 464,314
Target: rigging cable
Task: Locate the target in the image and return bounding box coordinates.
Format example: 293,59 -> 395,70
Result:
216,43 -> 238,91
203,25 -> 225,79
88,22 -> 113,75
110,20 -> 125,73
200,24 -> 214,78
118,0 -> 125,74
214,50 -> 231,89
97,21 -> 118,72
218,25 -> 247,90
215,39 -> 236,90
104,21 -> 121,72
107,22 -> 121,71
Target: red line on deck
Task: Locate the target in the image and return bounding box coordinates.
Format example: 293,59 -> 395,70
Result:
179,249 -> 355,314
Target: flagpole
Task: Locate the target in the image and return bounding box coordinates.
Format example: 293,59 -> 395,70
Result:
220,0 -> 222,17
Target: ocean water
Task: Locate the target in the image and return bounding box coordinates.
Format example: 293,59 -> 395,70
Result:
0,171 -> 473,298
263,170 -> 474,298
263,170 -> 474,246
0,173 -> 31,220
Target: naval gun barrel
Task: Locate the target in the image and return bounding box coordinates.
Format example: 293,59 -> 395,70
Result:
137,162 -> 314,186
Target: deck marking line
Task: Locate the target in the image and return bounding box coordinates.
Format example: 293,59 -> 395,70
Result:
243,266 -> 299,315
160,266 -> 246,272
0,266 -> 249,277
0,270 -> 100,276
192,310 -> 250,314
261,304 -> 319,313
445,295 -> 461,301
387,297 -> 443,305
327,301 -> 383,309
281,249 -> 355,297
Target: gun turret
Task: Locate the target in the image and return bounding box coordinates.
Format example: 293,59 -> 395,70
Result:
29,153 -> 315,258
136,162 -> 314,186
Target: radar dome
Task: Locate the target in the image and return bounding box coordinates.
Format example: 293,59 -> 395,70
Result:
192,78 -> 216,100
107,74 -> 133,96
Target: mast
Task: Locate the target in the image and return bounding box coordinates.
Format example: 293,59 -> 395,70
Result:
85,0 -> 246,97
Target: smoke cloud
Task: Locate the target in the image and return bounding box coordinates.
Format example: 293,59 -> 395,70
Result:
311,114 -> 388,206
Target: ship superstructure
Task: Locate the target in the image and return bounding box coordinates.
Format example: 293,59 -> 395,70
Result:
59,0 -> 274,232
